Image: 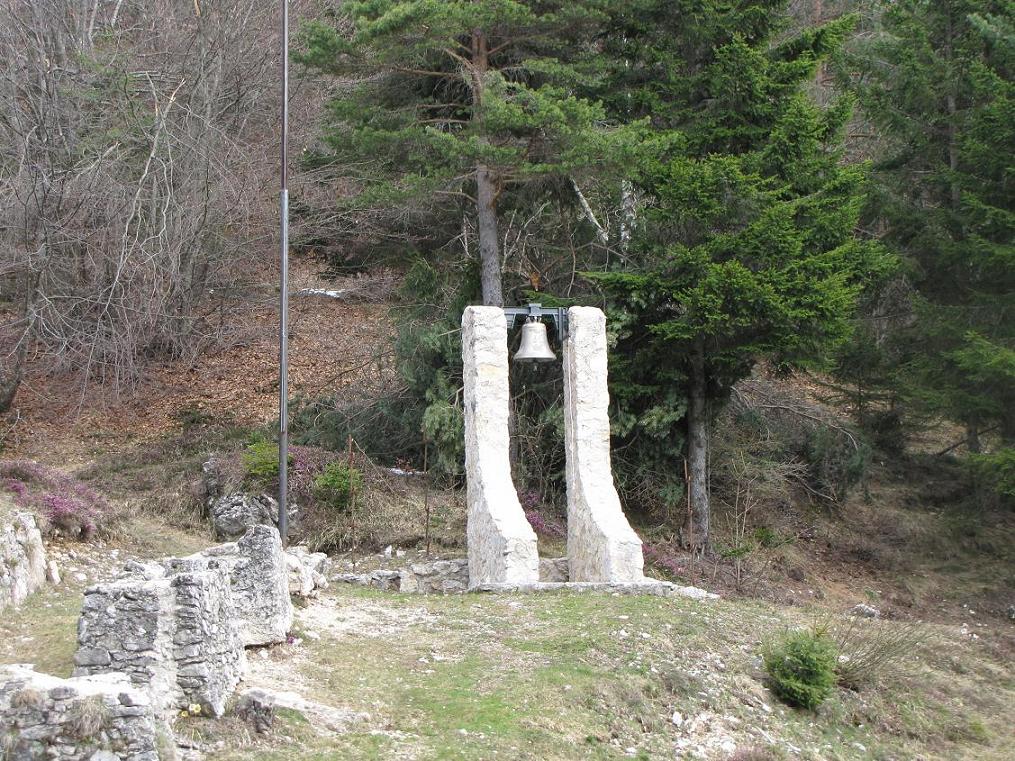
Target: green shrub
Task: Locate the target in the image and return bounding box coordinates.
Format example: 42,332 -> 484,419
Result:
763,628 -> 838,710
802,425 -> 869,502
242,439 -> 290,490
313,461 -> 363,512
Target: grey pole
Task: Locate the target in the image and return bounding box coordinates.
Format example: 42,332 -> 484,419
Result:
278,0 -> 290,545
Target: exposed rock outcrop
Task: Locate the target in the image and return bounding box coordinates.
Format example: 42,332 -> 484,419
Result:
208,492 -> 276,540
0,505 -> 47,611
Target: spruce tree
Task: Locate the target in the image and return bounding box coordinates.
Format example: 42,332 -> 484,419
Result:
585,2 -> 891,549
838,1 -> 1014,477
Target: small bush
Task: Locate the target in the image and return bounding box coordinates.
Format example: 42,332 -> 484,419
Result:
833,617 -> 923,691
241,439 -> 291,490
312,461 -> 363,512
763,628 -> 838,710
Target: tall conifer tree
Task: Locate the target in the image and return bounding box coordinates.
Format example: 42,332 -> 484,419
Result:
296,1 -> 629,306
839,1 -> 1013,490
586,2 -> 891,549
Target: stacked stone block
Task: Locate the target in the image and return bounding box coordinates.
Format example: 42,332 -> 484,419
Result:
0,665 -> 168,761
167,562 -> 245,717
73,575 -> 177,715
73,526 -> 295,719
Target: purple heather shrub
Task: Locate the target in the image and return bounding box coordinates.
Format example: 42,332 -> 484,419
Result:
1,477 -> 28,499
642,542 -> 686,579
41,492 -> 98,539
0,459 -> 112,540
524,509 -> 566,539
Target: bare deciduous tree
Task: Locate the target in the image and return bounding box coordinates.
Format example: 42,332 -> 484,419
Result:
0,0 -> 301,413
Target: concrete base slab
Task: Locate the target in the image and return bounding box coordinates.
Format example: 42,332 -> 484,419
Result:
469,580 -> 718,599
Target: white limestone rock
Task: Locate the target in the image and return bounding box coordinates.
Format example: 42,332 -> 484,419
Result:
286,545 -> 330,597
562,307 -> 644,582
209,492 -> 276,540
199,525 -> 293,645
0,504 -> 47,611
462,306 -> 539,585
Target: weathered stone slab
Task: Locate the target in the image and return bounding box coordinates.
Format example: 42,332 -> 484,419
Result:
462,306 -> 538,585
0,505 -> 47,611
0,665 -> 168,761
562,307 -> 644,582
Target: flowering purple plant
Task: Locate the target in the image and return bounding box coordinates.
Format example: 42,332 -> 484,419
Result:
1,477 -> 27,498
41,493 -> 98,539
0,459 -> 110,540
642,542 -> 686,579
524,509 -> 566,539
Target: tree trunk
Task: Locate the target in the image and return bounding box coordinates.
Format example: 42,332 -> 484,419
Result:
469,30 -> 502,307
0,264 -> 41,414
476,162 -> 503,307
682,338 -> 709,551
966,422 -> 982,454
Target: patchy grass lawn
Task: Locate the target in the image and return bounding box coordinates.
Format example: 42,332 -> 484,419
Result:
1,513 -> 1010,761
203,587 -> 1013,761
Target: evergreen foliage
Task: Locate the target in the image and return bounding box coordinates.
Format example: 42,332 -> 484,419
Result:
837,1 -> 1014,478
295,0 -> 634,304
584,2 -> 892,545
763,628 -> 839,710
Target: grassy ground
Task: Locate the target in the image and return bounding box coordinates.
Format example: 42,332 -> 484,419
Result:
206,587 -> 1010,761
2,524 -> 1012,760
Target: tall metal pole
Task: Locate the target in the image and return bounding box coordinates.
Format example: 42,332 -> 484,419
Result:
277,0 -> 290,545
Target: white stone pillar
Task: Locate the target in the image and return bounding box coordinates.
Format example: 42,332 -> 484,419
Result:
462,306 -> 539,585
563,306 -> 644,582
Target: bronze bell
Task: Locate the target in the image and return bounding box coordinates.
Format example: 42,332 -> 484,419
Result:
514,318 -> 557,362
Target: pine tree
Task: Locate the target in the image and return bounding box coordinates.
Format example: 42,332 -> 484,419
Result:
295,0 -> 631,306
585,1 -> 892,549
838,1 -> 1014,473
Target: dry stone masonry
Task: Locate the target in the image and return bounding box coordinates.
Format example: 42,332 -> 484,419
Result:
562,307 -> 644,582
0,506 -> 48,612
74,557 -> 245,718
462,306 -> 540,586
0,665 -> 169,761
73,525 -> 294,721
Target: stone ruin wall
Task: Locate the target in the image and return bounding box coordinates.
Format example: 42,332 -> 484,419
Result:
73,525 -> 293,719
0,665 -> 168,761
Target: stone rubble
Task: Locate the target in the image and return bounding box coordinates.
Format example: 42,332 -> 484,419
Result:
285,545 -> 331,598
0,664 -> 169,761
330,555 -> 715,599
0,506 -> 48,611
